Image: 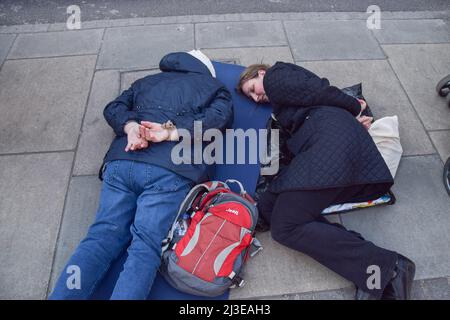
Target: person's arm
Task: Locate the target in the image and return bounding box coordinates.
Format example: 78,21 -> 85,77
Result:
103,86 -> 138,137
311,85 -> 363,117
266,63 -> 363,116
139,86 -> 233,142
181,86 -> 233,136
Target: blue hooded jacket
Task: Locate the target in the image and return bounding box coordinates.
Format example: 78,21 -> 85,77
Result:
101,52 -> 233,182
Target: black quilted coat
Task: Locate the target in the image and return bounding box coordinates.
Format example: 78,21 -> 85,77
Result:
263,62 -> 394,193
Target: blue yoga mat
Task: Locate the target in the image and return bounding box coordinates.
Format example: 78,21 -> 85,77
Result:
91,61 -> 272,300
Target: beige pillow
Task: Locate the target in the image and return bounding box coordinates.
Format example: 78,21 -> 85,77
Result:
368,115 -> 403,178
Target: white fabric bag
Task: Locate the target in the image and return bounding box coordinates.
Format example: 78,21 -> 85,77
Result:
368,115 -> 403,178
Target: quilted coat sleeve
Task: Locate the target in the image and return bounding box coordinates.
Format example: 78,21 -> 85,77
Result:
311,86 -> 362,117
264,62 -> 362,116
103,85 -> 138,137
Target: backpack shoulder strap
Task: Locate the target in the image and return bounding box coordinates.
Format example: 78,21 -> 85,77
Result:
225,179 -> 256,205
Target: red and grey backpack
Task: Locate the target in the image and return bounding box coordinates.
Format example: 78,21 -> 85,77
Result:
160,179 -> 263,297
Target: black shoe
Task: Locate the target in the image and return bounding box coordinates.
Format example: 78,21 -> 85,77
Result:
355,287 -> 378,300
382,254 -> 416,300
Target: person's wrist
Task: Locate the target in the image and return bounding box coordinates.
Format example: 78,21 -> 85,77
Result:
124,121 -> 139,134
167,128 -> 179,141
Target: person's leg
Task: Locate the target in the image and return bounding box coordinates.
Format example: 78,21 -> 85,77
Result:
49,160 -> 137,300
270,187 -> 398,299
110,163 -> 192,300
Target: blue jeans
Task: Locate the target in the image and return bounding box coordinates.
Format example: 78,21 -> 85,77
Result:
50,160 -> 193,300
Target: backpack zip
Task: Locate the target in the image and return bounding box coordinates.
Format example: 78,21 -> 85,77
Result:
191,219 -> 227,275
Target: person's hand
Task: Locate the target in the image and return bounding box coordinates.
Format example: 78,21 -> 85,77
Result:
139,121 -> 172,143
358,115 -> 373,130
124,121 -> 148,152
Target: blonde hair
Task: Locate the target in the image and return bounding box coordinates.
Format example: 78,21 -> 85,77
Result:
236,64 -> 271,94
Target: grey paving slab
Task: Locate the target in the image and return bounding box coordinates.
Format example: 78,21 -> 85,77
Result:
373,19 -> 450,44
75,68 -> 161,175
429,131 -> 450,163
0,152 -> 73,299
230,215 -> 351,299
195,21 -> 287,49
48,176 -> 102,293
97,24 -> 194,70
202,47 -> 294,66
261,287 -> 355,300
341,155 -> 450,281
301,60 -> 434,156
0,55 -> 96,154
284,20 -> 385,61
0,34 -> 16,65
73,70 -> 119,176
8,29 -> 103,59
411,277 -> 450,300
263,277 -> 450,300
383,44 -> 450,130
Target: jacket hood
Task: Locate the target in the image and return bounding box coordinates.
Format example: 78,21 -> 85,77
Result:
159,51 -> 216,77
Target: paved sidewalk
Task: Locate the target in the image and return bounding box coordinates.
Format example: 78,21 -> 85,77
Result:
0,11 -> 449,300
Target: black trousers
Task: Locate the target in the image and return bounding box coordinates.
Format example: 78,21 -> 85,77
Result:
257,184 -> 397,298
